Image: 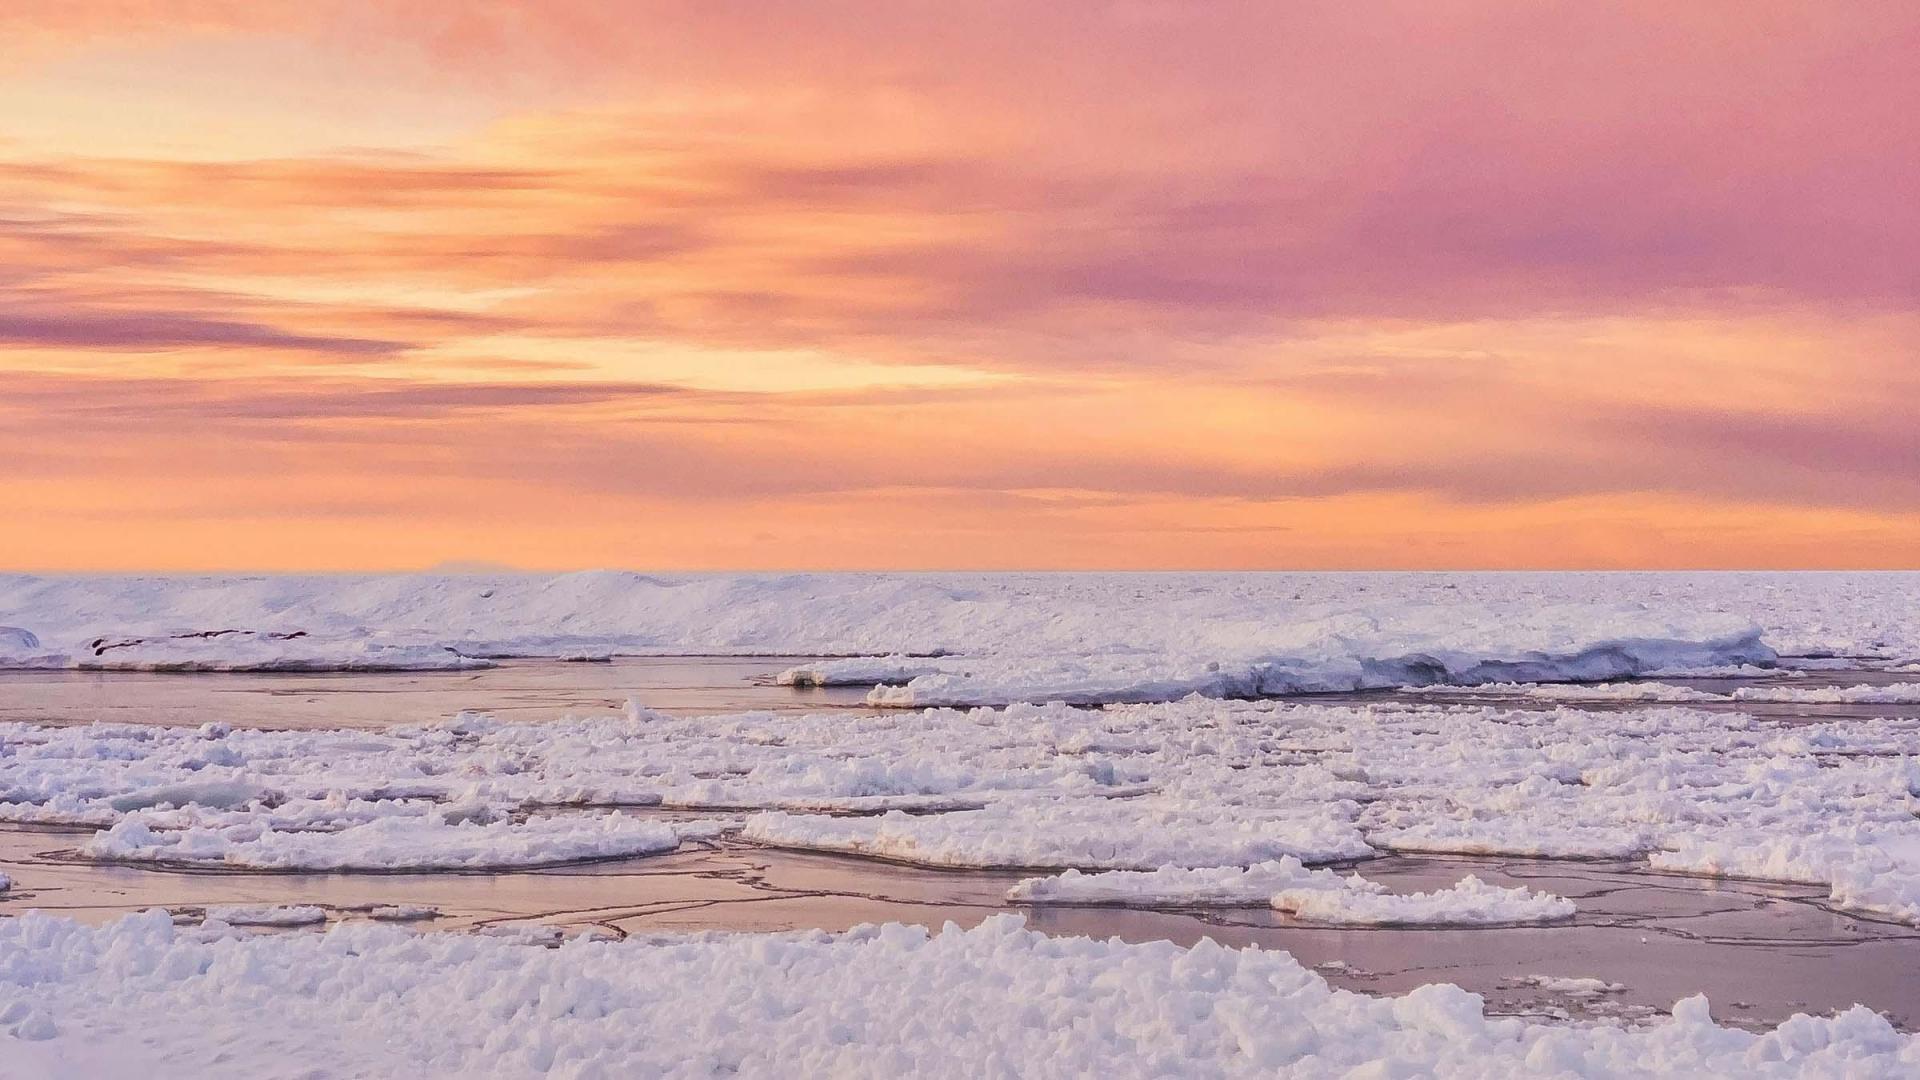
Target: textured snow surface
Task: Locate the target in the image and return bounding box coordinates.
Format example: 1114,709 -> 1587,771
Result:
1,912 -> 1916,1079
1009,858 -> 1576,925
1425,681 -> 1920,705
203,905 -> 327,927
1270,873 -> 1575,926
4,692 -> 1918,917
17,571 -> 1920,701
744,805 -> 1371,869
81,810 -> 707,871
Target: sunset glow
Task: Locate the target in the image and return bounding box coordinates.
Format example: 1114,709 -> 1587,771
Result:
4,2 -> 1917,569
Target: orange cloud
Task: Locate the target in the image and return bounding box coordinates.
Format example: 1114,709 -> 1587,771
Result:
2,2 -> 1918,569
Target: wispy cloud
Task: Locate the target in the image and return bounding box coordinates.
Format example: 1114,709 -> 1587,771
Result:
2,2 -> 1917,568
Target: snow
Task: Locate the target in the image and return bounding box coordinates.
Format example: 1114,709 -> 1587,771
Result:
365,904 -> 440,922
26,571 -> 1920,701
776,655 -> 945,687
744,805 -> 1372,870
1271,873 -> 1575,926
202,904 -> 327,927
1008,858 -> 1575,925
1729,683 -> 1920,705
80,810 -> 713,871
1,911 -> 1915,1078
1422,681 -> 1920,706
1513,975 -> 1629,998
861,632 -> 1773,707
1651,829 -> 1920,923
3,682 -> 1918,916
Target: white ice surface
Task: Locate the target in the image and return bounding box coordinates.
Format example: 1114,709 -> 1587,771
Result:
1270,873 -> 1574,926
202,904 -> 327,927
22,572 -> 1920,701
4,690 -> 1917,917
1422,681 -> 1920,706
1008,858 -> 1575,925
1,912 -> 1915,1079
744,804 -> 1370,870
80,810 -> 711,871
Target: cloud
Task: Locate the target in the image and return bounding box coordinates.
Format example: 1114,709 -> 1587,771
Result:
3,2 -> 1919,567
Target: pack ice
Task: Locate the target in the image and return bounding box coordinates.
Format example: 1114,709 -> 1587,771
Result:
14,571 -> 1916,700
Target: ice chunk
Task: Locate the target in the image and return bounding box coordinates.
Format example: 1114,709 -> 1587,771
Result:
203,905 -> 327,927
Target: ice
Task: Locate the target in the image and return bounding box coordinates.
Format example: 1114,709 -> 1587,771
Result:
203,905 -> 327,927
744,804 -> 1371,870
1652,828 -> 1920,923
1008,858 -> 1575,925
1008,858 -> 1349,905
1371,821 -> 1657,859
4,685 -> 1918,921
365,904 -> 439,922
776,655 -> 945,687
1417,682 -> 1725,703
80,810 -> 713,871
863,632 -> 1773,708
1271,873 -> 1574,926
19,572 -> 1909,701
68,633 -> 494,672
1728,683 -> 1920,705
1,911 -> 1915,1077
1424,681 -> 1920,705
1512,975 -> 1629,998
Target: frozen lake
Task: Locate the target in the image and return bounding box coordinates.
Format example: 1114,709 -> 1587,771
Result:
6,572 -> 1920,1074
2,658 -> 1917,1032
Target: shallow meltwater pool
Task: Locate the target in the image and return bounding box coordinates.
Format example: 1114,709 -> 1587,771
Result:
2,659 -> 1918,1037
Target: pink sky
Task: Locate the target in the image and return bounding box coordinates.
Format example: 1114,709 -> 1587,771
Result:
3,2 -> 1917,569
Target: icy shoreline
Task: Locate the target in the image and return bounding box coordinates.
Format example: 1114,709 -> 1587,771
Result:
2,912 -> 1914,1078
20,570 -> 1920,703
3,686 -> 1918,924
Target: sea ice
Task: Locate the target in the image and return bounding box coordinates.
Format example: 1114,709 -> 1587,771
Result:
202,905 -> 328,927
1008,858 -> 1575,925
0,912 -> 1914,1078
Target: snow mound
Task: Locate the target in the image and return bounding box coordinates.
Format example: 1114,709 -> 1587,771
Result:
1009,858 -> 1575,925
203,905 -> 327,927
1,912 -> 1915,1077
0,572 -> 1838,699
744,803 -> 1370,870
1652,828 -> 1920,924
80,811 -> 708,871
864,632 -> 1773,708
1270,873 -> 1574,926
776,655 -> 945,687
1420,680 -> 1920,706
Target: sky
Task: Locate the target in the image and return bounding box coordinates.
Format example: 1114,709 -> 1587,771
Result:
2,1 -> 1917,571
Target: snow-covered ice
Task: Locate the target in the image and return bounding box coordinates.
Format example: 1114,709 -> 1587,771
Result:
81,810 -> 715,871
2,686 -> 1916,918
743,804 -> 1371,870
3,570 -> 1920,1073
19,572 -> 1920,702
1008,858 -> 1575,925
202,904 -> 327,927
1421,681 -> 1920,705
2,911 -> 1916,1078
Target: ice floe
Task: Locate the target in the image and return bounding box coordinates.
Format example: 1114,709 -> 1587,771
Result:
1008,858 -> 1575,925
202,904 -> 327,927
1,690 -> 1914,917
20,572 -> 1915,702
80,810 -> 717,871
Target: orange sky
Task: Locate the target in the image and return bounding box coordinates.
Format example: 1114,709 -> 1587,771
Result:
3,2 -> 1918,570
